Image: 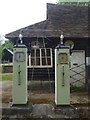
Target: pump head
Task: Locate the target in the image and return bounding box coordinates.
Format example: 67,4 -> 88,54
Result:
60,32 -> 64,45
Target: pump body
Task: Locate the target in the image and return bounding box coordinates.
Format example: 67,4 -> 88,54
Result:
55,46 -> 70,105
12,44 -> 27,105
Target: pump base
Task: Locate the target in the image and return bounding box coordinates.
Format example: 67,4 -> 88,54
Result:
2,102 -> 33,115
11,104 -> 29,107
54,104 -> 75,116
54,104 -> 75,109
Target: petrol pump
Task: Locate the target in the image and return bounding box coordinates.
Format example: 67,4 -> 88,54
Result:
55,33 -> 70,106
12,34 -> 28,105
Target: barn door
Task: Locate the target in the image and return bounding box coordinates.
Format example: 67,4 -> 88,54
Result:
70,50 -> 86,87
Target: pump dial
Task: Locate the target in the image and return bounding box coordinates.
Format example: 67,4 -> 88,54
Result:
58,53 -> 68,64
15,52 -> 25,62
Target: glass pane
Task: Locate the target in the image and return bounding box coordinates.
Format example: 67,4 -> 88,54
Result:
41,49 -> 45,57
47,58 -> 51,65
36,58 -> 40,65
46,49 -> 50,56
31,58 -> 35,65
36,49 -> 40,57
31,49 -> 34,57
42,58 -> 46,65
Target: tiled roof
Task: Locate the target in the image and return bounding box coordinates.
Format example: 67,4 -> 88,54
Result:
6,3 -> 88,38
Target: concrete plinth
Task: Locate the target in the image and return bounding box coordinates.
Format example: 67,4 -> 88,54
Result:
2,104 -> 33,116
1,104 -> 77,118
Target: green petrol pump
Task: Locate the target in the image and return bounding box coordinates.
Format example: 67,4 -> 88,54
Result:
55,34 -> 70,106
12,34 -> 28,105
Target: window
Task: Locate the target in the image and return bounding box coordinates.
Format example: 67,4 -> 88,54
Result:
86,57 -> 90,66
28,48 -> 53,68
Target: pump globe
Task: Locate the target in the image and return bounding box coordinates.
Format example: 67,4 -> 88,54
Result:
19,33 -> 23,40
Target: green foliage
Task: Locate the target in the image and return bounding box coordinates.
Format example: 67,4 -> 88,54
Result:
0,73 -> 13,81
57,0 -> 89,5
0,44 -> 2,61
2,40 -> 13,51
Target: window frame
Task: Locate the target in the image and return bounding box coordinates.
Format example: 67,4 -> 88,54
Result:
27,48 -> 53,68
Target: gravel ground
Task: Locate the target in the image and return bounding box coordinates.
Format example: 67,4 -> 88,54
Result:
0,81 -> 89,119
0,81 -> 12,91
